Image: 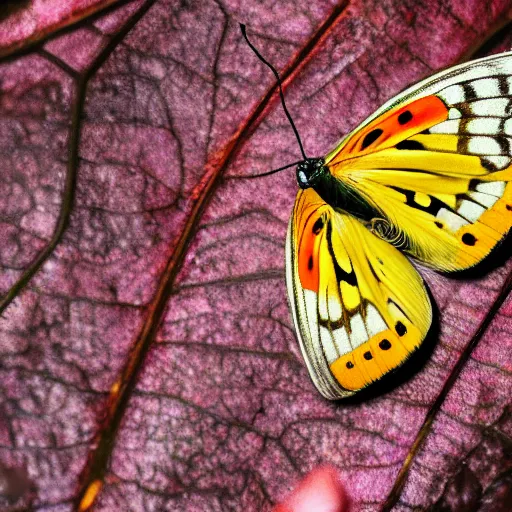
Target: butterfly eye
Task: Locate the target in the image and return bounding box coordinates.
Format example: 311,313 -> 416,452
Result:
298,170 -> 309,188
296,158 -> 326,189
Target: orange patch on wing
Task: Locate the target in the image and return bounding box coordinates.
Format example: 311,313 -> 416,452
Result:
329,95 -> 449,164
455,180 -> 512,268
297,212 -> 325,292
478,181 -> 512,235
329,324 -> 422,391
455,221 -> 502,267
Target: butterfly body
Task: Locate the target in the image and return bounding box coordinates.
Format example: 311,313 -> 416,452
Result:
296,158 -> 377,222
285,51 -> 512,399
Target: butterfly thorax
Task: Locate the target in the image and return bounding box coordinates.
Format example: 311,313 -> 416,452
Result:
296,158 -> 376,221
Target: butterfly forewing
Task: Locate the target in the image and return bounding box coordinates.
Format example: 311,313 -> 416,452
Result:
286,189 -> 432,399
324,51 -> 512,272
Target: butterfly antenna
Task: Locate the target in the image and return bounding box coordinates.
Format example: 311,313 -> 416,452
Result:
245,159 -> 304,179
240,23 -> 307,160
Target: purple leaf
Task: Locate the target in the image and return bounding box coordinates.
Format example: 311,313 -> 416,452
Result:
1,1 -> 512,511
0,0 -> 127,59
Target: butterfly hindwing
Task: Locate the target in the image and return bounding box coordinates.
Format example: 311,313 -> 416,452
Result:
286,189 -> 432,399
325,51 -> 512,272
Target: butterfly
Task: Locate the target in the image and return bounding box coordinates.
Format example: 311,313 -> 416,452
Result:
241,25 -> 512,400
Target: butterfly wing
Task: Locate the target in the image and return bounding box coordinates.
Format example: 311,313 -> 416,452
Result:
326,51 -> 512,272
286,188 -> 432,400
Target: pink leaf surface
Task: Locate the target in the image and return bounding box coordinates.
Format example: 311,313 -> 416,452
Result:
0,0 -> 129,59
1,1 -> 512,511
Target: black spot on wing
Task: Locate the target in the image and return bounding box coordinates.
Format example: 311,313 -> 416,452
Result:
312,216 -> 324,234
398,110 -> 413,125
361,129 -> 383,150
379,339 -> 391,350
395,321 -> 407,336
462,233 -> 477,246
396,140 -> 425,150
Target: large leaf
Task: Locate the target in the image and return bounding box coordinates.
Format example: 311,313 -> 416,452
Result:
1,1 -> 511,511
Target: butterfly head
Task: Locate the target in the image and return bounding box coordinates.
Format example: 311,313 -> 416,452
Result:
297,158 -> 327,189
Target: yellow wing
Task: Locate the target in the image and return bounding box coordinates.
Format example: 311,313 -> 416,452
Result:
286,189 -> 432,400
325,51 -> 512,272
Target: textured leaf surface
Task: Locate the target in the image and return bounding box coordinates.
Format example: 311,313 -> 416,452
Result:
1,1 -> 512,511
0,0 -> 126,58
